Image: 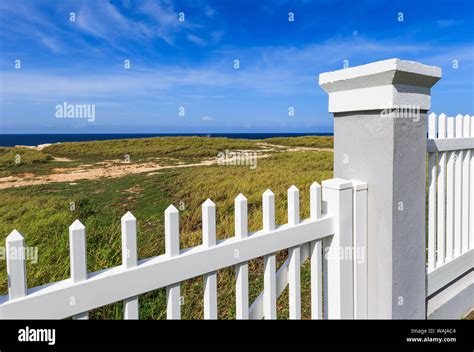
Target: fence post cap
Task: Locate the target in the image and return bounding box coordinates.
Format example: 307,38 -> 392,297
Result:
322,178 -> 353,190
288,185 -> 299,192
202,198 -> 215,207
235,193 -> 247,201
165,204 -> 179,214
263,189 -> 274,197
69,219 -> 85,231
319,58 -> 442,113
121,211 -> 136,221
6,229 -> 24,243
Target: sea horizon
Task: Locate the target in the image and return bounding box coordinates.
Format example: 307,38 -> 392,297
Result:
0,132 -> 334,147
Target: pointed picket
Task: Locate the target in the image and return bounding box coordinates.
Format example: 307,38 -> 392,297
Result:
234,194 -> 249,319
427,112 -> 437,270
69,219 -> 88,320
121,211 -> 139,319
462,115 -> 471,253
446,117 -> 455,260
437,113 -> 447,266
310,182 -> 323,319
202,199 -> 217,319
454,114 -> 463,256
165,205 -> 181,319
287,185 -> 301,319
6,230 -> 27,301
471,115 -> 474,250
262,189 -> 276,319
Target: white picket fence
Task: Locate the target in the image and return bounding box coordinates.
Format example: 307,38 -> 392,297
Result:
0,179 -> 368,320
426,112 -> 474,296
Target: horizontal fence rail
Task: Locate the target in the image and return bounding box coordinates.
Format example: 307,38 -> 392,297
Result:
427,112 -> 474,296
0,178 -> 368,320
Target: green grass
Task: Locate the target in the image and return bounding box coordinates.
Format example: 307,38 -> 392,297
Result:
264,136 -> 334,149
42,136 -> 264,162
0,136 -> 333,319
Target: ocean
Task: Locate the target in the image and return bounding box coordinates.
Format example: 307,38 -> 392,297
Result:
0,133 -> 333,147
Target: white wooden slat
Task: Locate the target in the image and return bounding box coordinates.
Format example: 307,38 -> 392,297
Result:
352,181 -> 368,319
471,115 -> 474,250
287,185 -> 301,319
309,182 -> 323,319
121,212 -> 139,319
462,115 -> 471,253
436,113 -> 447,266
249,239 -> 313,319
6,230 -> 27,301
427,249 -> 473,296
69,220 -> 88,320
427,138 -> 474,152
202,199 -> 218,319
165,205 -> 181,319
234,194 -> 249,319
446,117 -> 455,260
454,114 -> 463,257
0,216 -> 335,319
427,112 -> 437,271
322,178 -> 354,319
262,189 -> 277,319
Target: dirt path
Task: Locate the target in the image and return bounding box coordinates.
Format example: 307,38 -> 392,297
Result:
0,143 -> 331,190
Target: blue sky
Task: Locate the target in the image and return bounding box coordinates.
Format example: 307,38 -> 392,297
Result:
0,0 -> 473,133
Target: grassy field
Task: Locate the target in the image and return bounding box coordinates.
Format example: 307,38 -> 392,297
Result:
0,136 -> 333,319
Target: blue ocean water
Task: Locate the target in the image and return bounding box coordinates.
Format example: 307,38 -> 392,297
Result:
0,133 -> 333,147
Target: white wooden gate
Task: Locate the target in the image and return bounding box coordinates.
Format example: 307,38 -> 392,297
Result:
426,112 -> 474,297
0,178 -> 368,320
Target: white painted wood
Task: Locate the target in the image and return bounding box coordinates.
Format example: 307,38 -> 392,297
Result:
262,189 -> 277,319
426,138 -> 474,152
249,236 -> 313,319
165,205 -> 181,319
287,185 -> 301,319
427,112 -> 437,271
234,194 -> 249,319
352,181 -> 368,319
309,182 -> 323,319
462,115 -> 471,253
427,249 -> 473,296
6,230 -> 27,300
454,115 -> 463,257
322,178 -> 354,319
121,212 -> 139,319
202,199 -> 217,319
436,113 -> 447,266
446,117 -> 455,260
69,220 -> 88,320
0,216 -> 335,319
471,115 -> 474,250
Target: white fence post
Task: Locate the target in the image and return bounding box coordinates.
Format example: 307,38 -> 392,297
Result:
234,194 -> 249,319
322,178 -> 354,319
69,220 -> 89,320
121,211 -> 139,319
309,182 -> 323,319
287,185 -> 301,319
202,199 -> 218,319
319,59 -> 442,318
165,205 -> 181,319
262,189 -> 277,319
6,230 -> 27,301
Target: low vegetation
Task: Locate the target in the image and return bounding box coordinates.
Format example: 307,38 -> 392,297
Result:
0,136 -> 334,319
